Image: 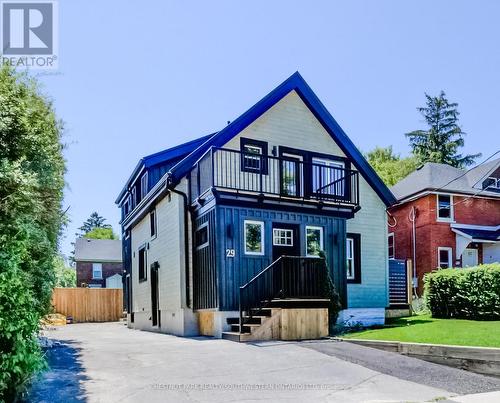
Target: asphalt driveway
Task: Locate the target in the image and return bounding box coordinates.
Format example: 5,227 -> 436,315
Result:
25,322 -> 500,403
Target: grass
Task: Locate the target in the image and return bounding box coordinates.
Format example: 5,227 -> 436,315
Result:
342,314 -> 500,348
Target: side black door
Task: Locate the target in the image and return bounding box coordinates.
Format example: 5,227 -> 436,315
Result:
272,223 -> 300,261
150,263 -> 159,327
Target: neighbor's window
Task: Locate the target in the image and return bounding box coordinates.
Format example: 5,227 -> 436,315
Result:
92,263 -> 102,279
346,233 -> 361,283
240,138 -> 268,174
195,223 -> 209,249
438,247 -> 452,269
306,226 -> 323,257
150,209 -> 157,238
388,233 -> 395,259
138,246 -> 147,281
244,220 -> 264,255
437,194 -> 453,221
273,228 -> 293,246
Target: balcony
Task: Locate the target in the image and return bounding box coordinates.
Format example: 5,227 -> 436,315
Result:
189,147 -> 360,211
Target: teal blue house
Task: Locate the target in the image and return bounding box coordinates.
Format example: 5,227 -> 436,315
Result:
116,73 -> 395,340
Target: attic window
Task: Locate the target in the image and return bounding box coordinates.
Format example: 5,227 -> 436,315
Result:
240,138 -> 268,174
483,177 -> 500,191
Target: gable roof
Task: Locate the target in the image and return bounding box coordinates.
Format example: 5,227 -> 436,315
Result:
391,158 -> 500,201
115,133 -> 215,204
74,238 -> 123,263
168,72 -> 396,207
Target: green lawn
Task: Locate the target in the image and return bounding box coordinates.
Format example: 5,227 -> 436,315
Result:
342,314 -> 500,348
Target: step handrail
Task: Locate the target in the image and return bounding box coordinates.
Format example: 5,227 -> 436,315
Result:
238,256 -> 329,333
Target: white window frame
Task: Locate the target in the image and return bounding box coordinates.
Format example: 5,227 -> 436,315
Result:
92,263 -> 103,279
346,237 -> 355,280
388,233 -> 395,260
140,172 -> 148,200
244,220 -> 265,256
438,247 -> 453,269
305,226 -> 324,258
272,228 -> 293,246
243,144 -> 263,171
436,194 -> 454,222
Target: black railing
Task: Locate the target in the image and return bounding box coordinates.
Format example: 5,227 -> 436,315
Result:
190,147 -> 360,207
238,256 -> 330,333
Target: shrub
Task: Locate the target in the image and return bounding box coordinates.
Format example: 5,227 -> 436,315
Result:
424,264 -> 500,320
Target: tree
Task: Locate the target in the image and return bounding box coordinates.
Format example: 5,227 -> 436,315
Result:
77,211 -> 111,236
83,227 -> 119,240
366,146 -> 419,186
53,256 -> 76,287
406,91 -> 481,168
0,65 -> 65,399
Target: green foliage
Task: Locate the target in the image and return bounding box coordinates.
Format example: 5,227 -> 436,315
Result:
365,146 -> 419,186
318,251 -> 341,334
83,227 -> 118,240
53,256 -> 76,287
406,91 -> 481,168
424,264 -> 500,320
0,65 -> 65,400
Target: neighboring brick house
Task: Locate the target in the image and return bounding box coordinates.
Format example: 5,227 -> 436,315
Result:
388,159 -> 500,292
74,238 -> 123,288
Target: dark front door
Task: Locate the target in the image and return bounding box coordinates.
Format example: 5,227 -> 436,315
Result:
272,223 -> 301,261
150,263 -> 159,327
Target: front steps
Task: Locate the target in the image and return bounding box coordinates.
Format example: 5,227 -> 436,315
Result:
221,299 -> 329,342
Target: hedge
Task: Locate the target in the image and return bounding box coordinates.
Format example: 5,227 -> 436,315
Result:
424,263 -> 500,320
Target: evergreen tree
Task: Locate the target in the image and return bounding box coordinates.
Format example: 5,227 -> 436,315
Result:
406,91 -> 481,168
77,211 -> 111,236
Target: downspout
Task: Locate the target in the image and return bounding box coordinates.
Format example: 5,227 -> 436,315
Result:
409,206 -> 417,297
168,177 -> 191,308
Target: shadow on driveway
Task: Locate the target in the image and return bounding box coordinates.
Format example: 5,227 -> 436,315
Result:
22,339 -> 89,403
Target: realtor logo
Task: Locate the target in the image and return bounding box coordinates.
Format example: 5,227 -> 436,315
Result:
1,0 -> 58,68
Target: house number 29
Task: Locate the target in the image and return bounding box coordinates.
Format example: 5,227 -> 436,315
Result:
226,249 -> 235,258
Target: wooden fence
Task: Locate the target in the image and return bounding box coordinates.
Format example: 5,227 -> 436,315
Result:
52,288 -> 123,322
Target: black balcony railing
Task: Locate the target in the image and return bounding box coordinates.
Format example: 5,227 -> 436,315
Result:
189,147 -> 360,207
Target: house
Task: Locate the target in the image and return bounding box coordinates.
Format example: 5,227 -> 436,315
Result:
389,159 -> 500,292
74,238 -> 123,288
116,72 -> 396,340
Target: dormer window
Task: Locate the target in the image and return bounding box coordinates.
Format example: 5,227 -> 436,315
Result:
483,177 -> 500,191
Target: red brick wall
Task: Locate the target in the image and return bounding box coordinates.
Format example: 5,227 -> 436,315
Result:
388,193 -> 500,292
76,262 -> 123,288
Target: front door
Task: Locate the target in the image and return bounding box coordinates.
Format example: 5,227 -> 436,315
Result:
272,223 -> 300,261
462,248 -> 478,267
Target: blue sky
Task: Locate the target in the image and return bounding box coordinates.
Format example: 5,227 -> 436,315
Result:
37,1 -> 500,257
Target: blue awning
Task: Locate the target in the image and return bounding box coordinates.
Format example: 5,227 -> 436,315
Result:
452,226 -> 500,242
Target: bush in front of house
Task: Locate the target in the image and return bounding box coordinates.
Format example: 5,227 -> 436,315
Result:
424,263 -> 500,320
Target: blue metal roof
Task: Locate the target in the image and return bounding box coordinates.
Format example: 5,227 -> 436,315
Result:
168,72 -> 396,207
115,133 -> 216,204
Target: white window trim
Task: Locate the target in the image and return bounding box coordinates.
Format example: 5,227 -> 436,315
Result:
388,233 -> 395,260
346,237 -> 355,279
305,226 -> 324,258
272,228 -> 294,246
438,247 -> 453,269
436,194 -> 454,222
244,220 -> 265,256
92,263 -> 103,279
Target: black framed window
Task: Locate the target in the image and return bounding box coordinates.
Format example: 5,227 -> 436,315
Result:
240,138 -> 268,174
138,246 -> 147,282
346,233 -> 361,284
150,210 -> 157,238
195,223 -> 209,249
